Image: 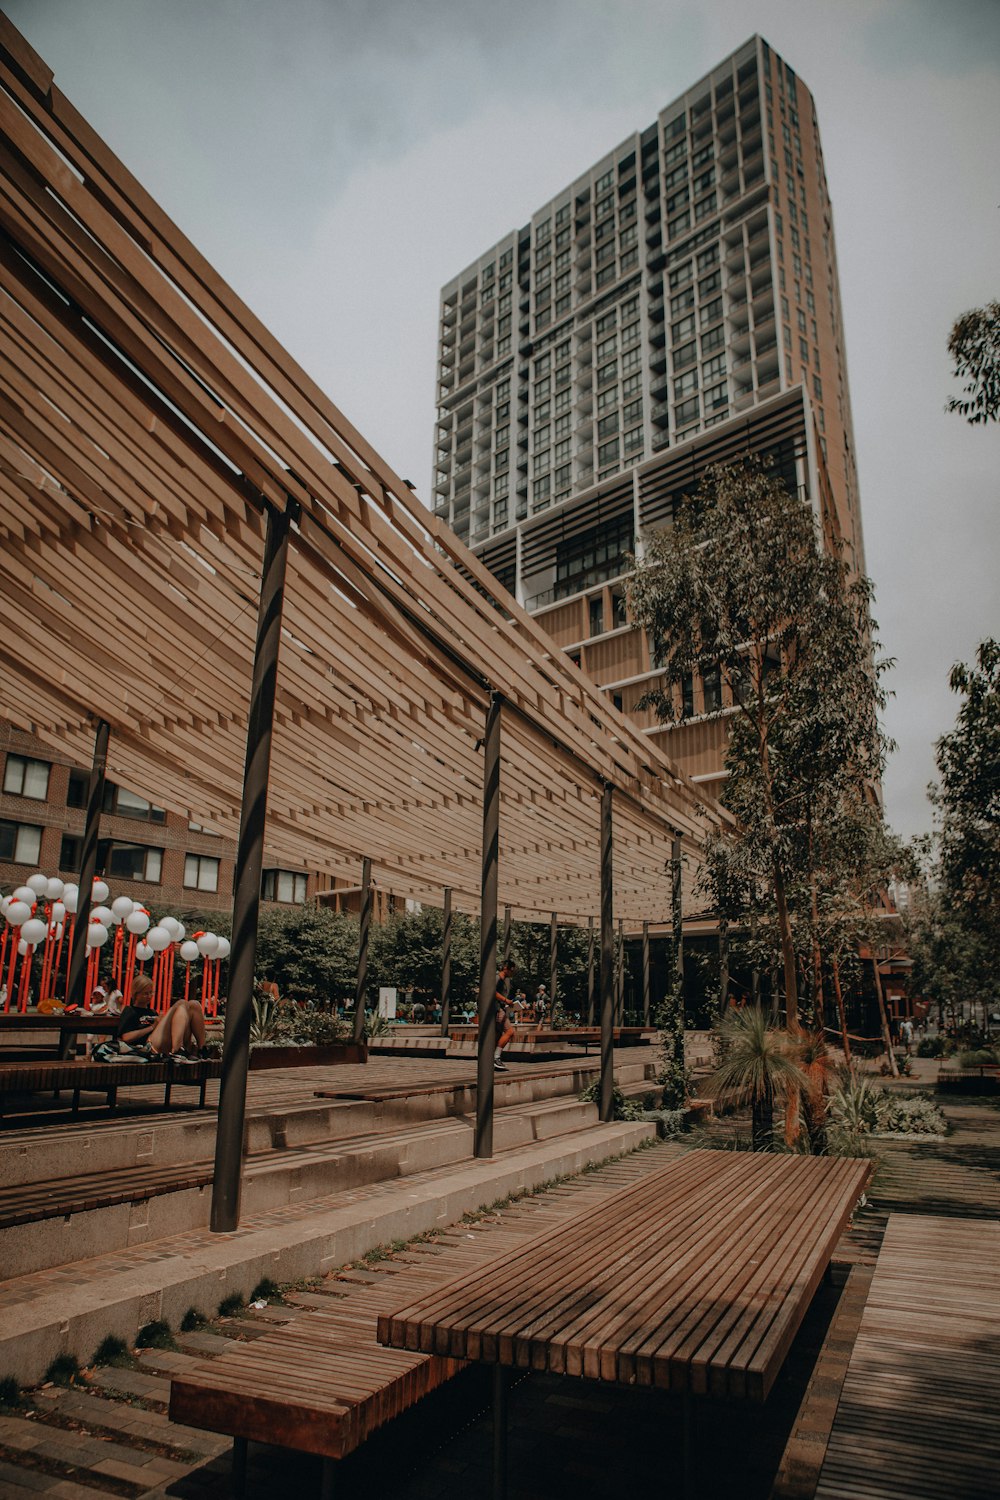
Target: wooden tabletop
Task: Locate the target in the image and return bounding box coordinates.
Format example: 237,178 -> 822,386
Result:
379,1149 -> 871,1402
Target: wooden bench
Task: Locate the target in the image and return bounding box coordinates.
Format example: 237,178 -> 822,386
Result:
0,1056 -> 222,1117
380,1150 -> 872,1497
0,1013 -> 119,1059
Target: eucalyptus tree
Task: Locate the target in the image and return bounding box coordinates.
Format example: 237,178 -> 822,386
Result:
628,457 -> 890,1030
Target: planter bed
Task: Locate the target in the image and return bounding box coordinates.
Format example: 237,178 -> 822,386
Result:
248,1042 -> 368,1070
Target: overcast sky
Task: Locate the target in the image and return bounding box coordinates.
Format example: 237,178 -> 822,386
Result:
8,0 -> 999,842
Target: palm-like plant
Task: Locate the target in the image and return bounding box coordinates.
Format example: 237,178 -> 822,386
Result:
792,1030 -> 835,1152
710,1006 -> 807,1151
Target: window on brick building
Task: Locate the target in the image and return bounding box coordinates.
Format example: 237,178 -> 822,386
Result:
262,870 -> 308,904
108,843 -> 163,882
3,754 -> 50,800
0,819 -> 42,863
184,853 -> 220,892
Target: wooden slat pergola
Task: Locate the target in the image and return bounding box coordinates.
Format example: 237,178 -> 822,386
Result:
0,19 -> 729,1222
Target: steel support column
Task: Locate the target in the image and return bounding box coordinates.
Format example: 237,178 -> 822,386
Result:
211,501 -> 294,1233
599,784 -> 615,1123
66,718 -> 109,1011
475,692 -> 502,1158
642,919 -> 651,1027
549,911 -> 558,1010
353,857 -> 372,1043
440,886 -> 453,1035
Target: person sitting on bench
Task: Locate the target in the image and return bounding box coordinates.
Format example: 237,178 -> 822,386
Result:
115,975 -> 207,1061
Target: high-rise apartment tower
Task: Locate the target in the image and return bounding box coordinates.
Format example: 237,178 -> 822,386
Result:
433,36 -> 864,799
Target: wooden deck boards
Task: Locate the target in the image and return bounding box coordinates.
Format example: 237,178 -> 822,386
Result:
380,1149 -> 871,1401
816,1213 -> 1000,1500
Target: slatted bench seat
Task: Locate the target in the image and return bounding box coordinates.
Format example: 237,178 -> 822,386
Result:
0,1056 -> 221,1117
0,1013 -> 120,1058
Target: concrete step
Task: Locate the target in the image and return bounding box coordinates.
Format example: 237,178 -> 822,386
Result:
0,1056 -> 653,1190
0,1093 -> 608,1275
0,1118 -> 660,1386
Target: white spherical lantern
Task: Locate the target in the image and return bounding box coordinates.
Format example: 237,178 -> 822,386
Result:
92,879 -> 110,903
86,921 -> 109,948
180,940 -> 199,963
27,872 -> 48,896
62,884 -> 79,915
126,909 -> 150,936
51,901 -> 66,924
13,886 -> 36,906
17,937 -> 28,957
111,896 -> 134,923
51,922 -> 64,941
45,877 -> 65,901
20,917 -> 47,945
173,921 -> 186,942
147,925 -> 171,952
158,916 -> 180,940
215,937 -> 231,961
196,931 -> 219,958
92,905 -> 113,927
135,940 -> 154,962
0,895 -> 11,917
6,901 -> 31,926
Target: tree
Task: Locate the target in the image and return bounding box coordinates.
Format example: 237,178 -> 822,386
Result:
934,639 -> 1000,929
628,457 -> 890,1028
946,301 -> 1000,424
708,1005 -> 806,1151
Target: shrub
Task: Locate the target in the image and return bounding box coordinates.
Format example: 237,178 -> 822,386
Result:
917,1035 -> 946,1058
0,1376 -> 21,1407
250,1278 -> 280,1304
218,1292 -> 245,1318
880,1093 -> 947,1136
180,1308 -> 208,1332
92,1335 -> 135,1368
958,1047 -> 998,1068
578,1080 -> 646,1120
135,1320 -> 176,1350
44,1354 -> 79,1386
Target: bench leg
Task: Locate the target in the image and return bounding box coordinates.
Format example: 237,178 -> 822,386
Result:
319,1458 -> 336,1499
492,1362 -> 508,1500
231,1436 -> 247,1497
72,1087 -> 81,1115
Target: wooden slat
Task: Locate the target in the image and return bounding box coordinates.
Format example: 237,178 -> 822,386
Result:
379,1150 -> 871,1400
817,1213 -> 1000,1499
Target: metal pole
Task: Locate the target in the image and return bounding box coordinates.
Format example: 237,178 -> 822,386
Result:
718,916 -> 730,1017
549,910 -> 558,1011
211,501 -> 293,1233
599,785 -> 614,1122
642,919 -> 651,1027
587,915 -> 595,1026
440,886 -> 452,1036
476,692 -> 502,1158
67,718 -> 109,1010
353,857 -> 372,1043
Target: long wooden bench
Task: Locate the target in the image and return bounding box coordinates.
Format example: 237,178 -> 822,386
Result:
0,1056 -> 221,1117
0,1013 -> 119,1059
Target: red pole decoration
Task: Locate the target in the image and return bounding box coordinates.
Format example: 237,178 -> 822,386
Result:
3,936 -> 16,1013
17,943 -> 33,1012
113,924 -> 124,989
201,955 -> 210,1007
184,960 -> 191,1003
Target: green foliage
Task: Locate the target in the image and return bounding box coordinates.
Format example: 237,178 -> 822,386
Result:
655,971 -> 689,1109
880,1092 -> 947,1136
708,1005 -> 807,1151
578,1080 -> 646,1120
180,1307 -> 208,1332
916,1034 -> 947,1058
958,1047 -> 998,1068
44,1353 -> 80,1386
254,906 -> 360,1005
0,1377 -> 21,1407
92,1335 -> 135,1369
628,457 -> 892,1022
135,1320 -> 176,1350
935,639 -> 1000,932
946,300 -> 1000,424
828,1070 -> 946,1144
218,1293 -> 245,1318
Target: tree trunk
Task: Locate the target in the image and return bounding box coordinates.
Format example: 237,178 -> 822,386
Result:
872,949 -> 898,1077
809,871 -> 825,1032
772,861 -> 801,1032
832,954 -> 851,1063
752,1084 -> 774,1152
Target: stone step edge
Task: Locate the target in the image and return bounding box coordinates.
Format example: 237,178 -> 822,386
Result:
0,1120 -> 660,1385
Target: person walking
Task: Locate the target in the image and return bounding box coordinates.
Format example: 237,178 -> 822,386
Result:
495,964 -> 516,1071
